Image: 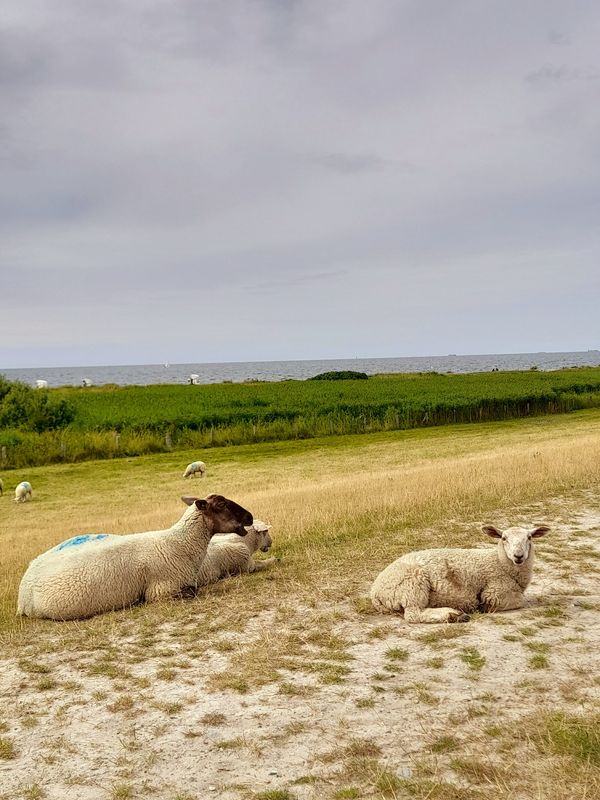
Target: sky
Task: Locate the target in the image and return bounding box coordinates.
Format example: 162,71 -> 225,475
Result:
1,1 -> 599,368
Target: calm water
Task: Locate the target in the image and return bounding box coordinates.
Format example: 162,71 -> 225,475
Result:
3,351 -> 600,387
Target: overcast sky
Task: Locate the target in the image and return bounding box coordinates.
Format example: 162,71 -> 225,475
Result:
1,1 -> 599,368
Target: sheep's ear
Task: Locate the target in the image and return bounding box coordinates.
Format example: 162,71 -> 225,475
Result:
531,525 -> 550,538
181,496 -> 199,506
482,525 -> 502,539
194,499 -> 208,512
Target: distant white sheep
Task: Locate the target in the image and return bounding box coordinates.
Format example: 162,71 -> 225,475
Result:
35,380 -> 49,389
16,493 -> 253,620
370,524 -> 550,623
195,520 -> 277,586
183,460 -> 206,479
15,481 -> 33,503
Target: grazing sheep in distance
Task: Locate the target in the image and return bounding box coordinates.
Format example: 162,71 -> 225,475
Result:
195,520 -> 277,586
183,460 -> 206,479
35,379 -> 49,389
17,493 -> 253,620
15,481 -> 33,503
370,524 -> 550,624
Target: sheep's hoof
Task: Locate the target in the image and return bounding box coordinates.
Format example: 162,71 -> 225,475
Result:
448,611 -> 470,623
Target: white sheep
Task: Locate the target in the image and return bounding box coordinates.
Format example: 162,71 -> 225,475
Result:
370,524 -> 550,623
15,481 -> 33,503
35,379 -> 49,389
183,460 -> 206,479
16,493 -> 253,620
195,520 -> 277,586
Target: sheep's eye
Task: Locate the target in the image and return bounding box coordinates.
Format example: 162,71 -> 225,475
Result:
502,536 -> 507,541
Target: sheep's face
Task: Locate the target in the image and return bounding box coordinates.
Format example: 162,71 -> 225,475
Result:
482,524 -> 550,565
182,494 -> 253,535
247,520 -> 273,552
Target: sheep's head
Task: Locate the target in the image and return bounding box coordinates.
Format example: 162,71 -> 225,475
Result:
246,520 -> 272,552
482,524 -> 550,565
182,494 -> 253,535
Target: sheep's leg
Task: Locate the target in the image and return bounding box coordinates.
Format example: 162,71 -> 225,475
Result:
145,581 -> 183,603
480,583 -> 525,613
404,606 -> 469,624
248,557 -> 279,573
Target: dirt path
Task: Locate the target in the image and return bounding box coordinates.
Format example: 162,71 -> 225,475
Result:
2,494 -> 600,800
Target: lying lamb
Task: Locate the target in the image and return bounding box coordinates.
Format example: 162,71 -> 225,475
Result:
17,493 -> 252,620
183,460 -> 206,478
195,519 -> 277,587
370,524 -> 550,623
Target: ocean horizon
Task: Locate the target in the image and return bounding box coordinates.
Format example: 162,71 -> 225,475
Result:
2,350 -> 600,388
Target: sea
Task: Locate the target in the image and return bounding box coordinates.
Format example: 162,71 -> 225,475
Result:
2,351 -> 600,388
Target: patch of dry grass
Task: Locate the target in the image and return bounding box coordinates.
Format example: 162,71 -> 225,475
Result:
3,410 -> 600,650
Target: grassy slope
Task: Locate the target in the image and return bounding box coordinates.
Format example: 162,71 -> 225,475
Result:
2,408 -> 600,639
1,411 -> 600,799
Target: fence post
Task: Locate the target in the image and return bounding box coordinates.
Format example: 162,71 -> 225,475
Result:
165,432 -> 172,450
1,446 -> 6,464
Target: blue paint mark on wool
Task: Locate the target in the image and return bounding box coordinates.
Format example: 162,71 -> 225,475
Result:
55,533 -> 110,551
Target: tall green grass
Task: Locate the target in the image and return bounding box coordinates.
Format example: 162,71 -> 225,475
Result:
2,368 -> 600,468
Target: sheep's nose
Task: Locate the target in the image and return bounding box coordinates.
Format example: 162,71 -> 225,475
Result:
514,556 -> 524,563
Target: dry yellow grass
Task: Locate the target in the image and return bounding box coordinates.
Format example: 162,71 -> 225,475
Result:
1,409 -> 600,643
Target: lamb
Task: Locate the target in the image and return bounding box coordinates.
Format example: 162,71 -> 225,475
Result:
370,524 -> 550,623
183,460 -> 206,479
15,481 -> 33,503
195,520 -> 277,586
17,493 -> 252,620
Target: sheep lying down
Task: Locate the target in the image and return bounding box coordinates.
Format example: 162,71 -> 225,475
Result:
370,524 -> 550,624
194,520 -> 278,587
17,494 -> 253,621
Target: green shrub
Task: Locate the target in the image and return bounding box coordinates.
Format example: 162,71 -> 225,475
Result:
309,371 -> 369,380
0,375 -> 74,432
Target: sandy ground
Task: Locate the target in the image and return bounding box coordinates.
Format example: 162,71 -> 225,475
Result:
1,493 -> 600,800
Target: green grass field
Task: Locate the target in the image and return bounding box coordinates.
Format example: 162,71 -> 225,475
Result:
2,367 -> 600,467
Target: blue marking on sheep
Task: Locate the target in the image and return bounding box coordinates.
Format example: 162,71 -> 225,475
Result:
55,534 -> 109,551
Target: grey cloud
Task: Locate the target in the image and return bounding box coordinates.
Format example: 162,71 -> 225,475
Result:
548,30 -> 571,46
243,268 -> 349,293
308,152 -> 414,175
1,1 -> 600,367
525,63 -> 600,85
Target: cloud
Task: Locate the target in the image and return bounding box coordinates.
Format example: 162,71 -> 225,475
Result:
308,152 -> 413,174
525,63 -> 600,85
1,1 -> 600,367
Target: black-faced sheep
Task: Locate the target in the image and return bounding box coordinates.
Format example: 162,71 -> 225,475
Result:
17,494 -> 253,620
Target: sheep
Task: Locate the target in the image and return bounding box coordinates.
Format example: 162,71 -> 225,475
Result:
370,524 -> 550,624
16,493 -> 253,620
195,520 -> 277,586
15,481 -> 33,503
35,379 -> 49,389
183,460 -> 206,479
